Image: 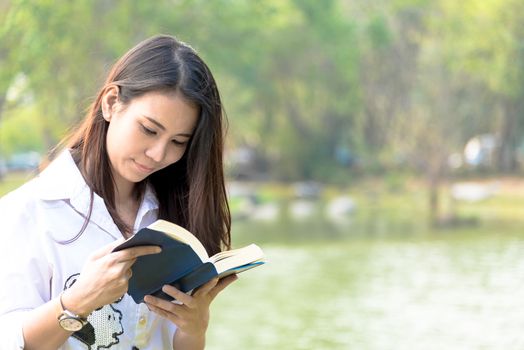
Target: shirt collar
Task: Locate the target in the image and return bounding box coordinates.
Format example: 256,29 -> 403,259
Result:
36,150 -> 121,237
37,150 -> 158,208
37,150 -> 89,201
141,184 -> 159,211
134,185 -> 159,233
36,150 -> 159,238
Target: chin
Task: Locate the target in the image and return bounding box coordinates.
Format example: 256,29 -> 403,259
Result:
125,173 -> 148,184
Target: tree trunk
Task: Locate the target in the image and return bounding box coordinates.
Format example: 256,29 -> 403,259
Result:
496,99 -> 518,172
428,173 -> 440,227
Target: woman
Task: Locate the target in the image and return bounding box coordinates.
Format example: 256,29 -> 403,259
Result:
0,34 -> 236,349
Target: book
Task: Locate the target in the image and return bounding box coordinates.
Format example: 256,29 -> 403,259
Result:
112,219 -> 265,303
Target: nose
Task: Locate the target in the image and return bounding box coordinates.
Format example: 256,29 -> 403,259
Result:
145,141 -> 167,163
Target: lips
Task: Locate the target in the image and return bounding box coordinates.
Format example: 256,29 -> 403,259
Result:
134,160 -> 155,173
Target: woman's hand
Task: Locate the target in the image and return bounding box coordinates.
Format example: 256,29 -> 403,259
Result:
143,274 -> 238,348
62,239 -> 162,316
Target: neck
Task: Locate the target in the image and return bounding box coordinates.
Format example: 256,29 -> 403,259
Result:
77,151 -> 141,236
114,182 -> 141,237
114,179 -> 136,206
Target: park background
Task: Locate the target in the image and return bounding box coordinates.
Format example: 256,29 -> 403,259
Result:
1,0 -> 524,349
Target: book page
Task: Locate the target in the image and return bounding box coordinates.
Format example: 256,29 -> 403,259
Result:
210,244 -> 265,274
148,220 -> 209,261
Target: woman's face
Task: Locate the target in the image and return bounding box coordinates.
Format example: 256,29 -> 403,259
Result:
104,90 -> 198,192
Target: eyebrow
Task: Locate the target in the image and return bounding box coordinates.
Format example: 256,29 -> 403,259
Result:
143,116 -> 192,138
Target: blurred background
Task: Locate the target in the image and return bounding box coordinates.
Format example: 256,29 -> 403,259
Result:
1,0 -> 524,349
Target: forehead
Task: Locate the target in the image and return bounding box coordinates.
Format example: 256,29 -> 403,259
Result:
129,91 -> 199,131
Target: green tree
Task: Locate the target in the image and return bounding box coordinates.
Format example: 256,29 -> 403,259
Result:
434,0 -> 524,171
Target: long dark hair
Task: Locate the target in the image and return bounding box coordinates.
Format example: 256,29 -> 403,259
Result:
60,35 -> 230,255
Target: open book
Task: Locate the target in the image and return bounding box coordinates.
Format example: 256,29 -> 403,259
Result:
113,220 -> 265,303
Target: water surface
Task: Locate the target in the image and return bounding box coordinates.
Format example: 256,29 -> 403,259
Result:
208,234 -> 524,349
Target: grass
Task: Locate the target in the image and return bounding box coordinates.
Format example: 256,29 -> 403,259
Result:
229,176 -> 524,247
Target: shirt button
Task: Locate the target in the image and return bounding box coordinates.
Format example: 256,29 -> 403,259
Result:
138,316 -> 146,326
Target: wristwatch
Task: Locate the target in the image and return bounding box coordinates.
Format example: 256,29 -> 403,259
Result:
57,292 -> 88,331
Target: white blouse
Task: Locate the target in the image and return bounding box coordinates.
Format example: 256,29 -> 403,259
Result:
0,150 -> 177,349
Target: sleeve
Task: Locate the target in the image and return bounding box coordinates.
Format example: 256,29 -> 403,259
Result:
0,191 -> 52,348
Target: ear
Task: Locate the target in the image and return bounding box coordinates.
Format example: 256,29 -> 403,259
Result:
101,85 -> 120,122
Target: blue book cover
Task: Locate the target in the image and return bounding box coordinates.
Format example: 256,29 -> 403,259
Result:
113,221 -> 265,303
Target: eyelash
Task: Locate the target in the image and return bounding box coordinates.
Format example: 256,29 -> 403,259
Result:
141,125 -> 156,135
140,124 -> 187,146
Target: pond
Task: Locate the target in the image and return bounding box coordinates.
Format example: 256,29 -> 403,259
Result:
207,232 -> 524,349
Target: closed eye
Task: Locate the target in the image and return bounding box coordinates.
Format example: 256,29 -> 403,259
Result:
172,139 -> 187,146
140,124 -> 157,136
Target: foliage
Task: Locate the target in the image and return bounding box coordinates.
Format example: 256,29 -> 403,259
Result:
0,0 -> 523,181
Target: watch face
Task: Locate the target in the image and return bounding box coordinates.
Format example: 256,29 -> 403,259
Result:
59,316 -> 84,331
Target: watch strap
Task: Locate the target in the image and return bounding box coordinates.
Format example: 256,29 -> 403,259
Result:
58,291 -> 88,325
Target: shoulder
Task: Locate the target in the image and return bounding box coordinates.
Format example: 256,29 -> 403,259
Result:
1,150 -> 86,207
0,153 -> 79,226
0,174 -> 79,245
0,177 -> 41,216
0,178 -> 46,250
